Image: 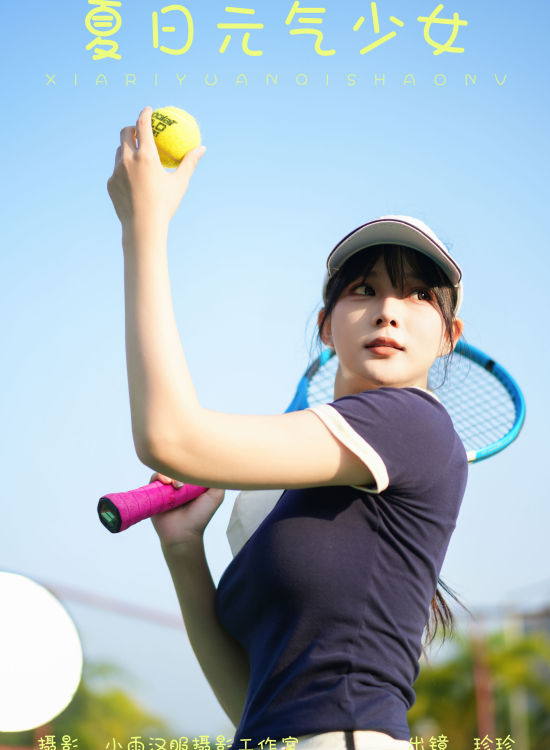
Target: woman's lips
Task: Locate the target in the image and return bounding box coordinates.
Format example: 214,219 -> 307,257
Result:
366,345 -> 402,355
365,337 -> 404,354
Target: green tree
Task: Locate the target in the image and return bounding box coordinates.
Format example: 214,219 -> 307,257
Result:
0,662 -> 169,750
409,624 -> 550,750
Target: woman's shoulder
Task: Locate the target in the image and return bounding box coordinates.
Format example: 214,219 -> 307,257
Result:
310,384 -> 467,500
330,385 -> 451,422
323,385 -> 466,467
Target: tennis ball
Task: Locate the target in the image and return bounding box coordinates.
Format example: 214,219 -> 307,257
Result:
151,106 -> 201,168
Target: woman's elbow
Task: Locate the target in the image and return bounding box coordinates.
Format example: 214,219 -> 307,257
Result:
134,431 -> 193,481
133,432 -> 155,467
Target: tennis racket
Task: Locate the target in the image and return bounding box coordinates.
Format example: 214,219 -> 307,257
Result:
98,339 -> 525,533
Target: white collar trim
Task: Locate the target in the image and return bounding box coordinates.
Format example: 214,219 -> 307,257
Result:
408,385 -> 441,403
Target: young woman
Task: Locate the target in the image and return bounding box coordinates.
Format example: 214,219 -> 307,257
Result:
107,107 -> 468,750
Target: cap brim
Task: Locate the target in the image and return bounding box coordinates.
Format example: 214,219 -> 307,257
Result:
323,216 -> 463,314
327,217 -> 462,286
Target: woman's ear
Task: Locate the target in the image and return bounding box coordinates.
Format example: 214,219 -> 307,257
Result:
318,308 -> 334,349
451,318 -> 465,350
439,317 -> 465,356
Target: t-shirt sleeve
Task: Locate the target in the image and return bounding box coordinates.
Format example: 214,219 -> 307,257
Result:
306,387 -> 460,494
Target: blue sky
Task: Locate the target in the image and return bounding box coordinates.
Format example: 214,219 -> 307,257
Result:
1,0 -> 549,739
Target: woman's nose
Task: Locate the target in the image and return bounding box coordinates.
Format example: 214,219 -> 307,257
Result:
372,295 -> 401,327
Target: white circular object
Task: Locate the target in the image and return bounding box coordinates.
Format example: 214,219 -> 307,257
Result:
0,572 -> 83,731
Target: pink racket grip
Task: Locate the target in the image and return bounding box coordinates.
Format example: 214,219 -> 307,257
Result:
98,480 -> 208,533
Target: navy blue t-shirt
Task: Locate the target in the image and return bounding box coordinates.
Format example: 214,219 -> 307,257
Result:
215,387 -> 468,747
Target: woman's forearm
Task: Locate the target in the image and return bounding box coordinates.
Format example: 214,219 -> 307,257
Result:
162,537 -> 250,727
121,221 -> 202,462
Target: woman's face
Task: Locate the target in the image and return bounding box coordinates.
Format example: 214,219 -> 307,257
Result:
321,255 -> 462,398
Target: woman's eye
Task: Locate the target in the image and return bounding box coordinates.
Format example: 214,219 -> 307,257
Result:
352,284 -> 374,296
413,288 -> 432,301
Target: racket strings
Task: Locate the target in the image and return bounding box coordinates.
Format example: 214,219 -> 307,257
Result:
430,362 -> 517,452
307,355 -> 339,406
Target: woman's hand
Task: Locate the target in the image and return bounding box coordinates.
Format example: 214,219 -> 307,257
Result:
106,106 -> 206,230
149,472 -> 225,553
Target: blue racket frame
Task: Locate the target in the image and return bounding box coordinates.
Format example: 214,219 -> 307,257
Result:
452,340 -> 526,462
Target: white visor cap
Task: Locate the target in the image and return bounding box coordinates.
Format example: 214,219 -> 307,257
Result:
322,215 -> 463,315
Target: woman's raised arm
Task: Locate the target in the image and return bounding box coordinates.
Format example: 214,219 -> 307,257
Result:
107,107 -> 374,493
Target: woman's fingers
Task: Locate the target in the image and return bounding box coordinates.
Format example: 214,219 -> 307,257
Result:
170,145 -> 206,196
175,144 -> 206,176
107,147 -> 122,194
135,107 -> 156,152
119,125 -> 137,154
203,487 -> 225,505
150,472 -> 184,488
113,145 -> 121,169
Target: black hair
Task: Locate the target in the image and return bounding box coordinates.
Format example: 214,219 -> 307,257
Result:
312,244 -> 470,650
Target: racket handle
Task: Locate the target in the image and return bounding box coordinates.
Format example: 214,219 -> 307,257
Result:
98,480 -> 208,533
